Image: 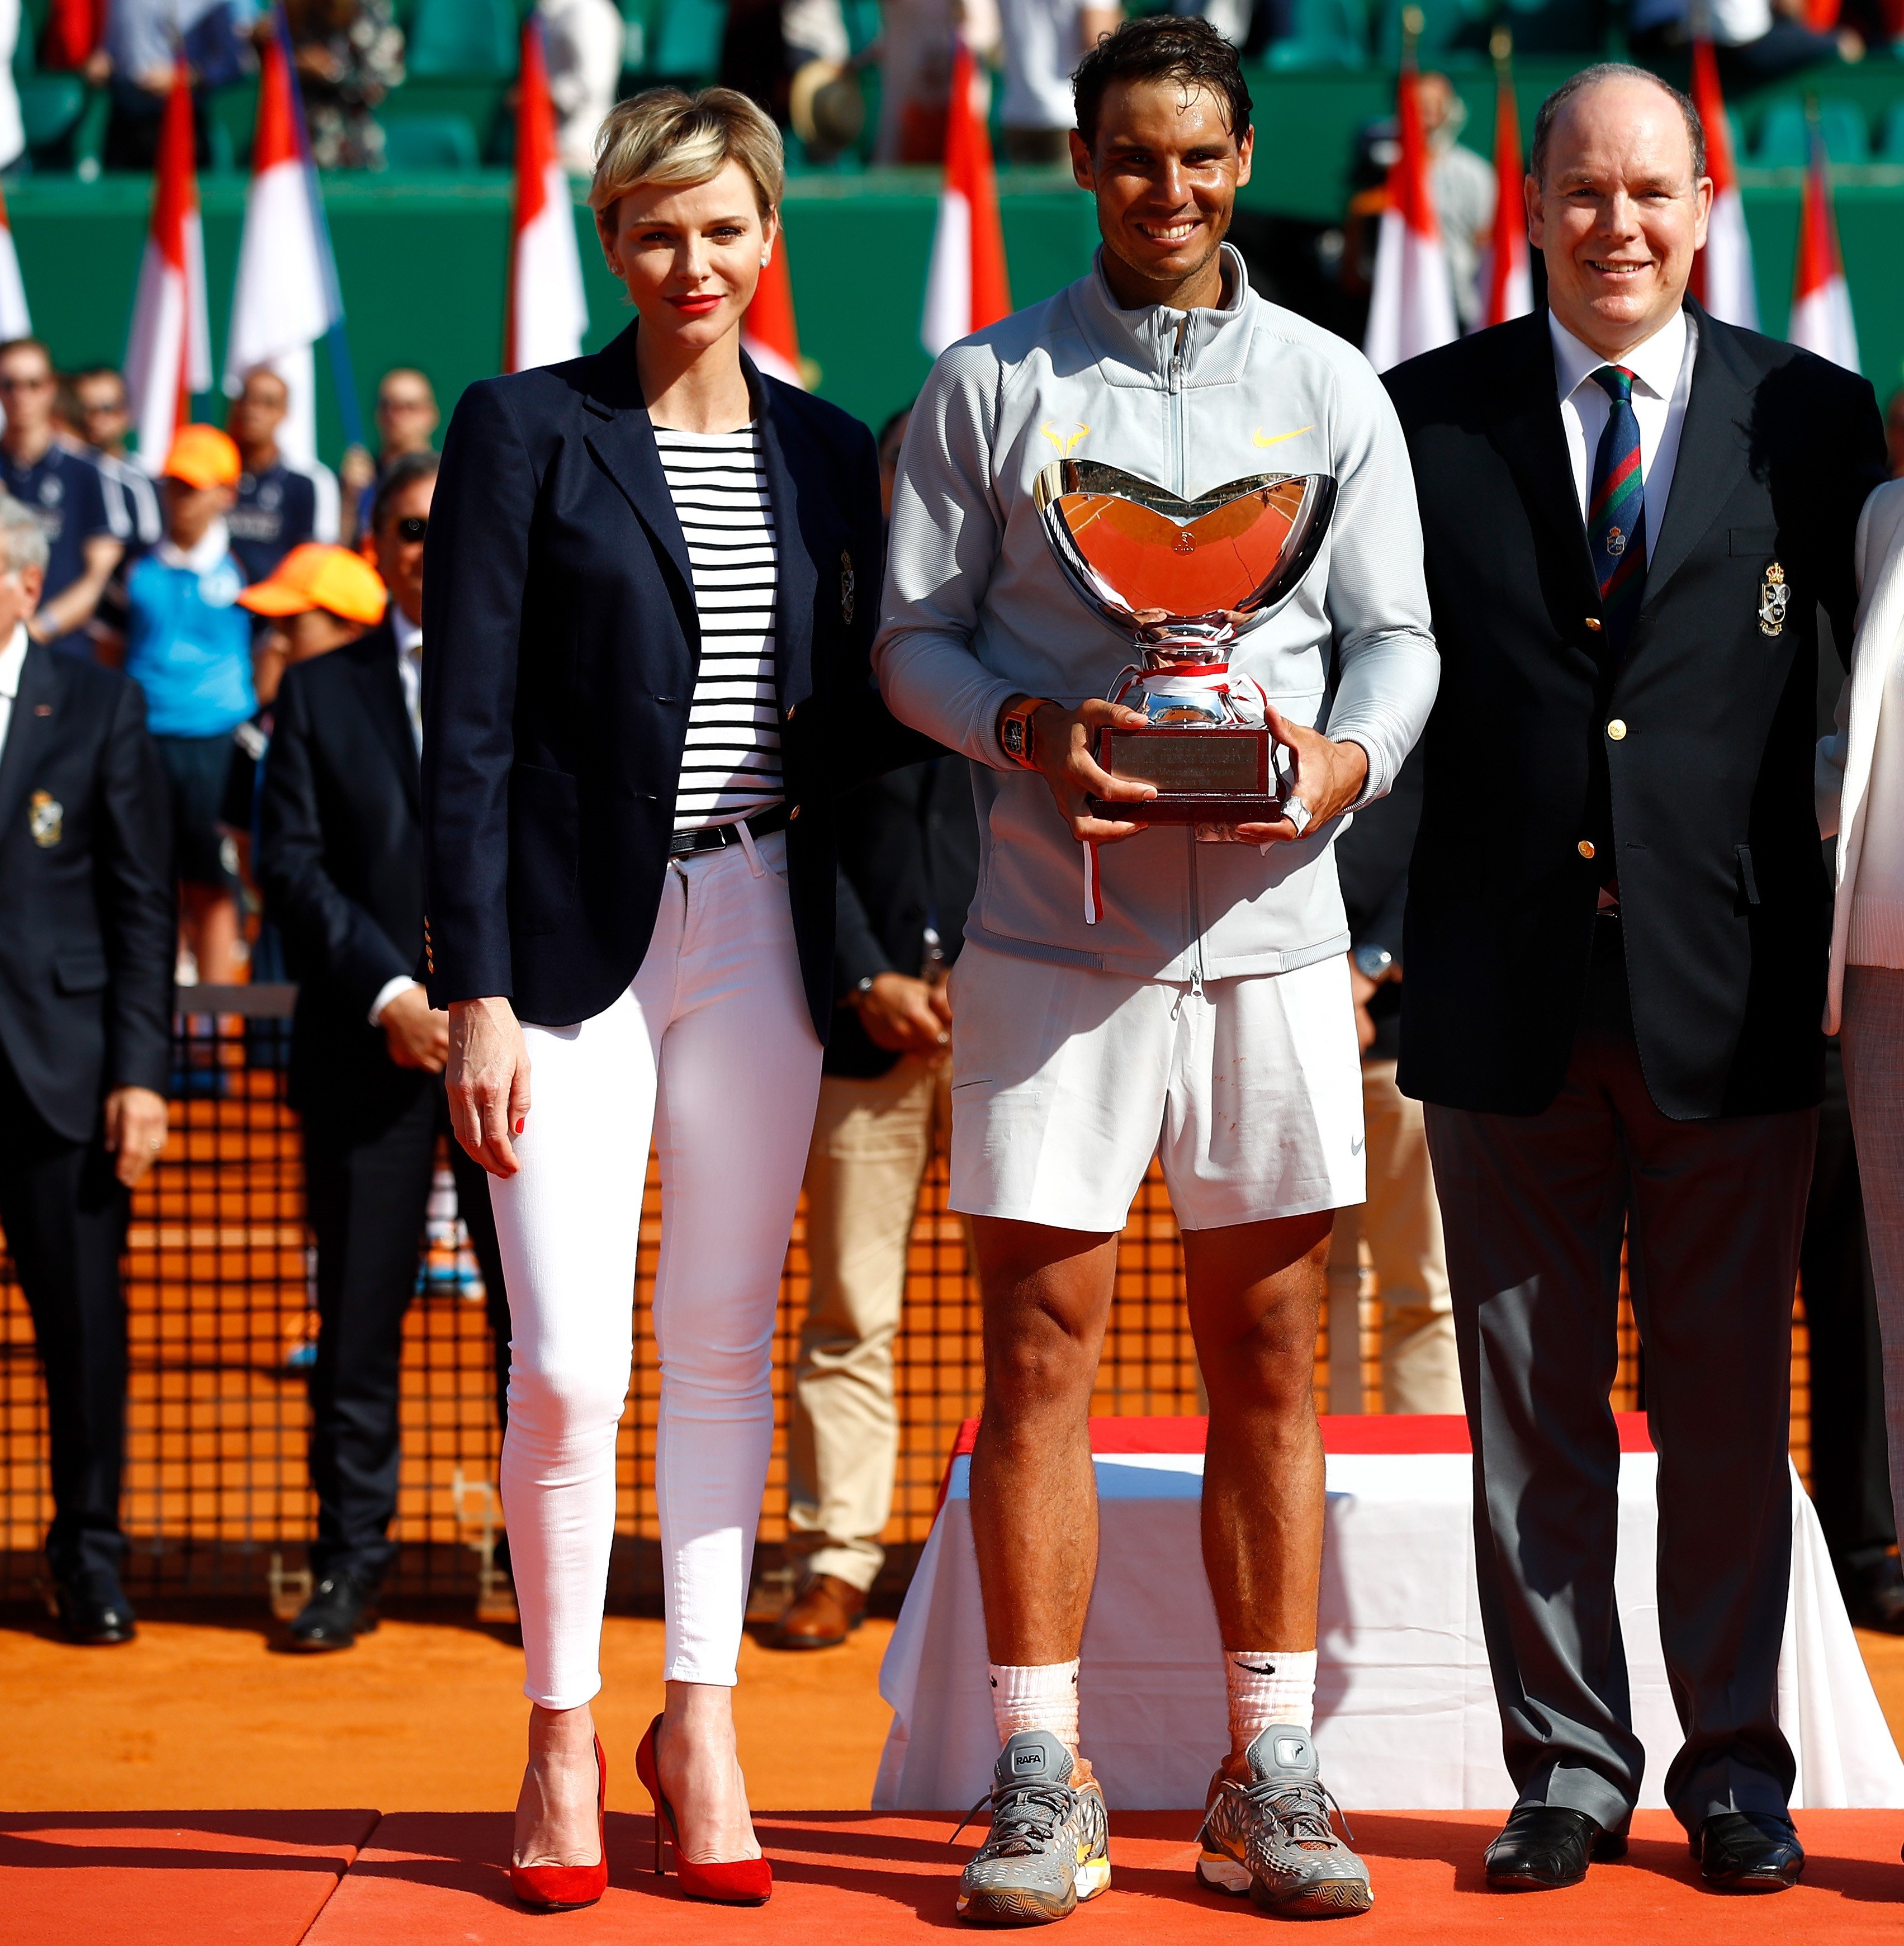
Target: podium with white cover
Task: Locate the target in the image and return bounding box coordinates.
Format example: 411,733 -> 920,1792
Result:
874,1415 -> 1904,1813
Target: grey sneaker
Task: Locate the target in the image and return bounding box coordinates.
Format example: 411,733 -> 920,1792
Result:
1198,1724 -> 1372,1918
953,1730 -> 1111,1925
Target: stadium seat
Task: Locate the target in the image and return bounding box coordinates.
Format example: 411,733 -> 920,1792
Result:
1877,102 -> 1904,164
1753,97 -> 1867,166
845,0 -> 882,54
18,74 -> 83,155
381,112 -> 482,171
652,0 -> 727,81
1266,0 -> 1370,70
1496,0 -> 1599,54
406,0 -> 518,78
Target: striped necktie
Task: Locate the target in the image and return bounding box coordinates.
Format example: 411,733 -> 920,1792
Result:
1587,364 -> 1646,646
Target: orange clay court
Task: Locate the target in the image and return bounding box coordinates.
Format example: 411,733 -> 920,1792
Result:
4,1615 -> 1904,1942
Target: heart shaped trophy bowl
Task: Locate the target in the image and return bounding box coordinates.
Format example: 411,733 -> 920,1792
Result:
1033,459 -> 1337,823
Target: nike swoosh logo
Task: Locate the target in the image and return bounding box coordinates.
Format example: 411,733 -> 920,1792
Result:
1234,1661 -> 1277,1675
1252,425 -> 1314,449
1350,1136 -> 1365,1156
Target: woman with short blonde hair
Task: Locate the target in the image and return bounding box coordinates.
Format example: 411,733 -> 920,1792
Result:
424,86 -> 912,1914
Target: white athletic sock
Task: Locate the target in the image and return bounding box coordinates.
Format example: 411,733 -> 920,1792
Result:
989,1660 -> 1081,1755
1226,1649 -> 1317,1748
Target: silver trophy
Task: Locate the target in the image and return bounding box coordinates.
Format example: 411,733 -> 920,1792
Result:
1033,459 -> 1337,824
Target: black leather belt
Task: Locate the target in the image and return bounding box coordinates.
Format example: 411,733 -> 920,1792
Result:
667,802 -> 791,858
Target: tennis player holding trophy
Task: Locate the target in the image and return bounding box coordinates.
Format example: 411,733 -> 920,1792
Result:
874,17 -> 1437,1925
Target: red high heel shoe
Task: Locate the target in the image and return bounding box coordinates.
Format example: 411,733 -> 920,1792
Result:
635,1712 -> 772,1906
509,1733 -> 609,1911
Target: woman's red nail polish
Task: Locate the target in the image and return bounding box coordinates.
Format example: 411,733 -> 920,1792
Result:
514,1120 -> 524,1135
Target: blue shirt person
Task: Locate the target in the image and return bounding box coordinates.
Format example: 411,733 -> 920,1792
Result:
225,366 -> 342,584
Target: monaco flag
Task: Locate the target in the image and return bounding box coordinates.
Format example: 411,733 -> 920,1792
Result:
1365,62 -> 1457,372
0,179 -> 30,340
1788,125 -> 1859,372
223,15 -> 342,464
124,73 -> 210,466
504,12 -> 588,373
1480,49 -> 1531,328
921,37 -> 1010,357
743,240 -> 807,387
1687,40 -> 1756,330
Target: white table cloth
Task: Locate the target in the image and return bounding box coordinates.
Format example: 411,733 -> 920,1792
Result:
874,1415 -> 1904,1812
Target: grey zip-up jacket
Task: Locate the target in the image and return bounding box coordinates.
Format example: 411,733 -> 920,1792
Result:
873,245 -> 1438,985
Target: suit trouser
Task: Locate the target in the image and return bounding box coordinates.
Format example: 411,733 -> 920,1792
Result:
1327,1058 -> 1462,1413
1423,920 -> 1814,1833
0,1052 -> 129,1581
788,1059 -> 948,1591
301,1081 -> 511,1587
1800,1035 -> 1894,1578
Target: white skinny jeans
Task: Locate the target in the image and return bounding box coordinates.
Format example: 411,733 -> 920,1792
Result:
489,830 -> 822,1707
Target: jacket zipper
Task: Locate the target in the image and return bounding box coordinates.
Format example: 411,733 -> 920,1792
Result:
1168,313 -> 1205,996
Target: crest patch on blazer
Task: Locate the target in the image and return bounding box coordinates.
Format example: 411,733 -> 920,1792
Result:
1758,561 -> 1790,638
29,790 -> 61,847
840,549 -> 855,625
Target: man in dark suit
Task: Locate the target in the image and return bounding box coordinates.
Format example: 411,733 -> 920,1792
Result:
0,492 -> 173,1644
257,455 -> 513,1650
769,754 -> 979,1647
1386,64 -> 1886,1893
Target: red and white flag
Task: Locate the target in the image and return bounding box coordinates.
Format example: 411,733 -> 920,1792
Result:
40,0 -> 105,70
1687,40 -> 1756,330
1788,126 -> 1859,372
504,12 -> 588,373
224,17 -> 339,463
1364,63 -> 1456,372
743,239 -> 806,387
1480,57 -> 1531,328
0,179 -> 30,340
921,38 -> 1010,356
124,73 -> 210,466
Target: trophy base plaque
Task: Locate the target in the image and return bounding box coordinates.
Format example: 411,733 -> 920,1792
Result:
1086,726 -> 1285,825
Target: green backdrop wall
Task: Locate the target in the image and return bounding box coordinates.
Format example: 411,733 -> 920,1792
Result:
8,155 -> 1902,470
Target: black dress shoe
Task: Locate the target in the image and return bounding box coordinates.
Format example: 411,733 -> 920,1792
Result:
1841,1556 -> 1904,1633
53,1567 -> 137,1645
1484,1806 -> 1627,1891
1692,1811 -> 1803,1892
286,1571 -> 379,1651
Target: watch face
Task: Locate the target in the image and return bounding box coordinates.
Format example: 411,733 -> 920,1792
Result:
1353,946 -> 1392,981
1003,717 -> 1026,757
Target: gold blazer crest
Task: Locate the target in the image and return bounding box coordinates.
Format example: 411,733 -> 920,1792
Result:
29,789 -> 62,847
1758,561 -> 1790,638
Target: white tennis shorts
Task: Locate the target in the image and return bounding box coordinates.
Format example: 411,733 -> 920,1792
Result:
948,941 -> 1367,1233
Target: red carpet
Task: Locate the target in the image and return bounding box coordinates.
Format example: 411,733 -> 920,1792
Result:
3,1809 -> 1898,1942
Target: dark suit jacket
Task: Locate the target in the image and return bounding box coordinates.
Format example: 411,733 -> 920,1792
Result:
1386,302 -> 1885,1120
0,642 -> 173,1140
827,756 -> 981,1079
257,621 -> 434,1118
421,325 -> 927,1036
1335,745 -> 1422,1065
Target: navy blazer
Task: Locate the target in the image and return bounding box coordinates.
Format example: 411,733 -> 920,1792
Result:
421,325 -> 928,1035
0,643 -> 173,1140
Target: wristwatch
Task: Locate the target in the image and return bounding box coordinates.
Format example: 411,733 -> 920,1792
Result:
1352,944 -> 1395,983
998,696 -> 1050,770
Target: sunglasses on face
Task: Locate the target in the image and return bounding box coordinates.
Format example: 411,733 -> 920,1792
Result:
394,516 -> 428,542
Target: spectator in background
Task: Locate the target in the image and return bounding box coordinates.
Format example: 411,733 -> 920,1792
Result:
256,467 -> 515,1651
1419,73 -> 1494,334
0,0 -> 25,174
1886,386 -> 1904,481
769,404 -> 982,1650
876,0 -> 998,163
97,425 -> 252,986
102,0 -> 257,172
1328,746 -> 1461,1413
284,0 -> 404,171
339,366 -> 438,541
224,366 -> 341,585
998,0 -> 1119,165
0,492 -> 173,1646
1628,0 -> 1863,82
70,366 -> 163,553
0,339 -> 123,658
542,0 -> 623,177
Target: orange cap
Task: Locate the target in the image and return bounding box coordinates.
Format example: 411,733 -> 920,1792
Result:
237,543 -> 388,626
163,423 -> 242,490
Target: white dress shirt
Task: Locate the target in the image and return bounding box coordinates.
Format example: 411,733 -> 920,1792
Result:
1550,305 -> 1697,544
369,607 -> 426,1028
0,622 -> 26,763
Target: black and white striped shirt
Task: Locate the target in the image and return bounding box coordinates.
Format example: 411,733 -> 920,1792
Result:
654,423 -> 783,831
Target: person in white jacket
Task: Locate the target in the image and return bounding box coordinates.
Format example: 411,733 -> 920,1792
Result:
1819,476 -> 1904,1598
